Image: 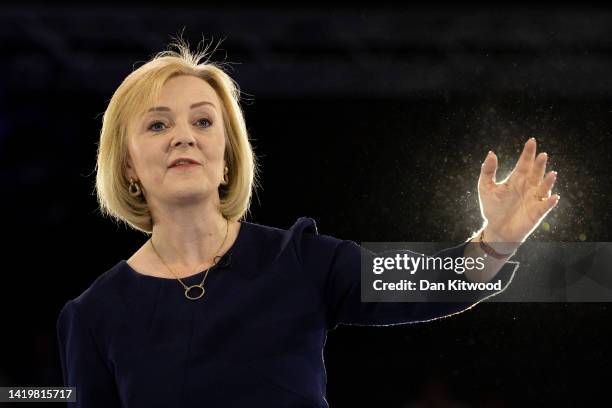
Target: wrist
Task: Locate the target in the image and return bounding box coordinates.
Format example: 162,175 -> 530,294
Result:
480,227 -> 520,258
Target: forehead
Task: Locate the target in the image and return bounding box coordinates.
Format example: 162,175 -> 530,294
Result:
150,74 -> 220,111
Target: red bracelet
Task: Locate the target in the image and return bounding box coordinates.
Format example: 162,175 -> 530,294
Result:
479,229 -> 513,260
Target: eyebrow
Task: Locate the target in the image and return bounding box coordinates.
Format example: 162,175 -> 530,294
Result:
147,101 -> 217,113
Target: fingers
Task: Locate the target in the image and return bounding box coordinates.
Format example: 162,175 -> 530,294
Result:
536,170 -> 558,199
514,138 -> 537,175
528,152 -> 548,186
479,150 -> 498,190
534,193 -> 561,221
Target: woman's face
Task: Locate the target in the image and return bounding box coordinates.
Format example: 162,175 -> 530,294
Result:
126,74 -> 226,206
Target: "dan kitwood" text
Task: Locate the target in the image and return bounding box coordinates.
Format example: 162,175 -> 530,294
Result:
373,279 -> 502,291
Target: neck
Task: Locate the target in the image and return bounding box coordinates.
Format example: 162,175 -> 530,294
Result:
149,196 -> 230,274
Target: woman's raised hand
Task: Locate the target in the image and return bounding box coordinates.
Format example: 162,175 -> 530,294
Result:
477,138 -> 560,244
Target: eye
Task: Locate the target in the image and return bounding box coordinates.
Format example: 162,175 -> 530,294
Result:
146,118 -> 212,132
196,118 -> 212,128
147,121 -> 167,132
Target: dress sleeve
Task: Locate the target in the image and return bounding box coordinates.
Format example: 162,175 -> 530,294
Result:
56,300 -> 122,407
290,217 -> 519,331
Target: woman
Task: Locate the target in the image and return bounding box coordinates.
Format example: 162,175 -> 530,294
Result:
57,39 -> 559,407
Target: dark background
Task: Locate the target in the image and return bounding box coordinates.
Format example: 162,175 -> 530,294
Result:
1,2 -> 611,407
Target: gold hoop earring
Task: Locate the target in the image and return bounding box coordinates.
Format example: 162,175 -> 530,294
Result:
221,166 -> 229,185
129,178 -> 142,197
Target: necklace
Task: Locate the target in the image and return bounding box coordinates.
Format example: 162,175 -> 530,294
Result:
149,217 -> 230,301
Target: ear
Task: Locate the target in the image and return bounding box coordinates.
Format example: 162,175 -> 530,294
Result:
125,155 -> 137,181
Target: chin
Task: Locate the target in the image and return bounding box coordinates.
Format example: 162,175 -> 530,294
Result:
166,188 -> 213,202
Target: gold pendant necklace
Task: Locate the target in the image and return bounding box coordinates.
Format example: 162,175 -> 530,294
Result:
149,217 -> 230,301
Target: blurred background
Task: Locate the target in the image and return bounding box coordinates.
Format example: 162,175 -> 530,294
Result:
1,2 -> 611,407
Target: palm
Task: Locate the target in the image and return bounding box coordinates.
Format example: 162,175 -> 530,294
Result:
478,138 -> 560,243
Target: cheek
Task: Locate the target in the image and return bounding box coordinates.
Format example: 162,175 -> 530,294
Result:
203,137 -> 226,162
132,144 -> 164,177
127,137 -> 150,166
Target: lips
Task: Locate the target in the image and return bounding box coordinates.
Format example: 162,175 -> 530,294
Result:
170,163 -> 200,169
168,157 -> 201,168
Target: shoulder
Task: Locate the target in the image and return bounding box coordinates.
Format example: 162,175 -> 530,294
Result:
57,260 -> 126,325
244,216 -> 318,243
245,216 -> 347,249
244,216 -> 358,265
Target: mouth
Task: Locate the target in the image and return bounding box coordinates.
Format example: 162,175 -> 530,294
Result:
168,157 -> 202,168
169,163 -> 200,169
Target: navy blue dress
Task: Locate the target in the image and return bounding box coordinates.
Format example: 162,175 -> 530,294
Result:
57,217 -> 518,407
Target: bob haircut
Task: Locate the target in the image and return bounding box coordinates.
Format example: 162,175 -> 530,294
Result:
95,37 -> 260,234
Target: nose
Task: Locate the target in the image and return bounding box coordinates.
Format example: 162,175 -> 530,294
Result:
171,121 -> 197,148
173,139 -> 195,148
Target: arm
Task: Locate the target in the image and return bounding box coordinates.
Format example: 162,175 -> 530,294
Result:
57,300 -> 122,407
295,229 -> 518,331
296,139 -> 558,330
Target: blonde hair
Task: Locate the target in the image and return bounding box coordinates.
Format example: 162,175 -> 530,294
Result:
95,36 -> 260,234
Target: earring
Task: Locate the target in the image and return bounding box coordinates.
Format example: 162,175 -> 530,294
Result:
221,166 -> 229,185
129,178 -> 142,197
